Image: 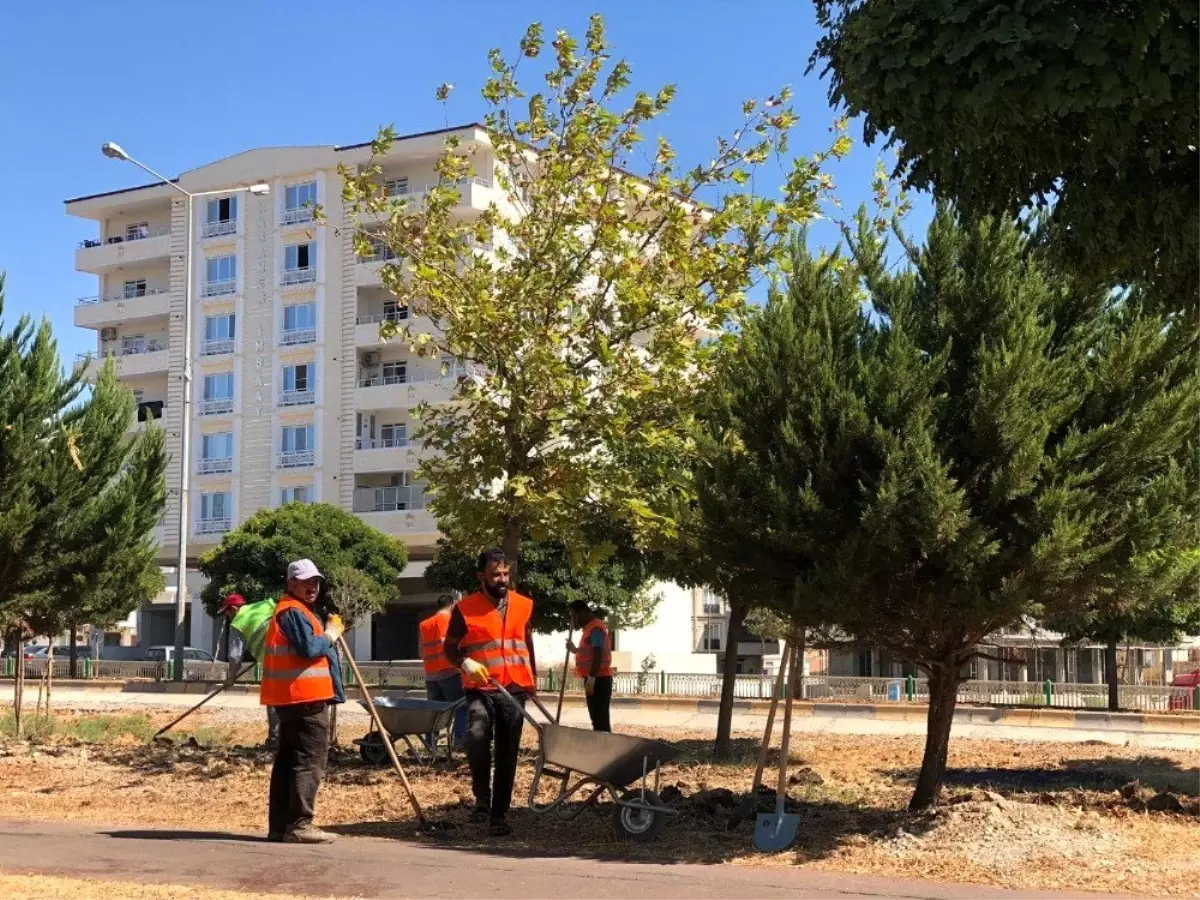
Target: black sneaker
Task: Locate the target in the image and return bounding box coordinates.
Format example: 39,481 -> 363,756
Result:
489,819 -> 512,837
469,806 -> 490,824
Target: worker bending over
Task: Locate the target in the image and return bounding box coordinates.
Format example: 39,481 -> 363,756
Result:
219,593 -> 280,748
444,547 -> 537,837
419,594 -> 468,749
261,559 -> 345,844
566,600 -> 613,732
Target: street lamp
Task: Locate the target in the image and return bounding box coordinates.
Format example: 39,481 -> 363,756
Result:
102,142 -> 269,680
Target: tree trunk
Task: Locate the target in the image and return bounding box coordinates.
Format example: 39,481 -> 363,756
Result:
714,600 -> 748,760
791,624 -> 807,700
1105,636 -> 1119,712
909,665 -> 959,811
69,625 -> 78,679
45,636 -> 54,715
14,637 -> 25,738
501,518 -> 522,580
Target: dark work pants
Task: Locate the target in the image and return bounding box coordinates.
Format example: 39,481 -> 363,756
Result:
268,701 -> 330,835
465,689 -> 525,821
426,676 -> 468,748
585,676 -> 613,732
266,705 -> 281,746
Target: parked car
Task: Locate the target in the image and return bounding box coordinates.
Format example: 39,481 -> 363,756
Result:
143,646 -> 215,663
29,645 -> 90,660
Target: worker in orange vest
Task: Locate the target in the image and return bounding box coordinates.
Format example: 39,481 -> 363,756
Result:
443,547 -> 537,837
566,600 -> 614,732
260,559 -> 345,844
419,594 -> 467,749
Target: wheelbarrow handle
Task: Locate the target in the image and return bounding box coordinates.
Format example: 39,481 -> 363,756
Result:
489,679 -> 552,733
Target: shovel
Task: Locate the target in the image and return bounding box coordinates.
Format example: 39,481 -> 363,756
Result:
153,661 -> 254,740
730,636 -> 789,827
754,638 -> 801,852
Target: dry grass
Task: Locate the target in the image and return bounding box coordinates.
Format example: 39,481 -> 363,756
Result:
0,871 -> 320,900
1,709 -> 1197,898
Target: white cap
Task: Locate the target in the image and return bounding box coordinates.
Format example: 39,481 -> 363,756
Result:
287,558 -> 324,581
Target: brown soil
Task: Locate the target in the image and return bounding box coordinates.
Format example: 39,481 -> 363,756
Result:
1,709 -> 1197,898
0,871 -> 319,899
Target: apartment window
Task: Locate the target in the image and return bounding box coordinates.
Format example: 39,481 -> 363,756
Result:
203,196 -> 238,237
120,334 -> 146,355
198,492 -> 232,533
384,176 -> 409,197
381,361 -> 406,385
380,423 -> 407,447
123,279 -> 147,299
202,372 -> 234,415
283,303 -> 316,332
281,485 -> 312,505
279,425 -> 315,468
280,363 -> 315,406
382,299 -> 409,322
199,432 -> 234,474
282,243 -> 316,285
125,222 -> 150,241
701,589 -> 726,616
204,255 -> 237,295
283,181 -> 317,223
701,621 -> 725,652
202,314 -> 236,353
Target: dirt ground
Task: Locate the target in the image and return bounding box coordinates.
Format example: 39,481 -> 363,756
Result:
1,707 -> 1197,898
0,872 -> 317,900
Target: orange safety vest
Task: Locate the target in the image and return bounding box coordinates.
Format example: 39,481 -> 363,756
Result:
456,590 -> 535,691
419,608 -> 458,680
260,596 -> 335,707
575,618 -> 613,678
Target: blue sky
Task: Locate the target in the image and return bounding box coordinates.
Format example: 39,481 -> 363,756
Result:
0,1 -> 929,364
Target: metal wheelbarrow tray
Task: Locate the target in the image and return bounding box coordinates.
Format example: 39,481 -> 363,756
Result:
493,682 -> 681,841
353,694 -> 463,766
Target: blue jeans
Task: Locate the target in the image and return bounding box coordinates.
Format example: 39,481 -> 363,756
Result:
426,676 -> 468,749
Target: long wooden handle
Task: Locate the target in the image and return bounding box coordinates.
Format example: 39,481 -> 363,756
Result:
153,662 -> 253,738
337,636 -> 428,826
775,636 -> 802,809
555,629 -> 572,724
750,637 -> 790,794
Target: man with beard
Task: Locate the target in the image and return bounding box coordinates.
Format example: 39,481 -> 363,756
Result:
443,547 -> 537,837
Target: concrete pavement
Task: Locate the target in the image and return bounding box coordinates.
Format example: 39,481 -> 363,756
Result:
0,820 -> 1117,899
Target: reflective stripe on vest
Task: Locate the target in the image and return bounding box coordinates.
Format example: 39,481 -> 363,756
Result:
260,596 -> 335,707
457,591 -> 535,691
418,608 -> 458,680
575,618 -> 613,677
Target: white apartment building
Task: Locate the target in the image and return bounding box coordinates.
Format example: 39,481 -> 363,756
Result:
65,124 -> 759,671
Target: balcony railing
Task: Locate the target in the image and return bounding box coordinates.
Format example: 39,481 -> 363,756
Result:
356,436 -> 409,450
200,338 -> 234,356
198,458 -> 233,475
279,328 -> 316,346
357,373 -> 407,387
281,267 -> 316,287
353,485 -> 428,513
356,310 -> 409,325
359,245 -> 397,263
357,363 -> 482,389
78,225 -> 170,249
77,342 -> 166,365
281,207 -> 314,225
278,389 -> 315,407
76,287 -> 169,306
195,517 -> 231,536
201,219 -> 237,239
201,279 -> 237,298
278,449 -> 315,469
383,176 -> 492,201
200,397 -> 234,416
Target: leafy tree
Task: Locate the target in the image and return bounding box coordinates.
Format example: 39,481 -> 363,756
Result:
424,526 -> 658,635
811,0 -> 1199,308
197,503 -> 408,616
1,278 -> 167,727
700,209 -> 1132,810
340,14 -> 848,574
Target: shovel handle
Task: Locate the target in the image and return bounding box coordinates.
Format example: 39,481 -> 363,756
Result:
750,638 -> 790,794
152,662 -> 253,739
490,679 -> 552,733
555,629 -> 572,724
775,636 -> 802,811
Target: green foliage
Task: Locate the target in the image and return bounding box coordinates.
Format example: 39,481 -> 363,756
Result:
812,0 -> 1199,307
326,565 -> 388,630
0,275 -> 167,639
340,14 -> 847,567
424,528 -> 659,634
197,503 -> 408,616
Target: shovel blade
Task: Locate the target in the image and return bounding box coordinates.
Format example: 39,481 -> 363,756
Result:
753,812 -> 799,852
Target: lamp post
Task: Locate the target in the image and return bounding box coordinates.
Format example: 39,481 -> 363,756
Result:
101,142 -> 267,679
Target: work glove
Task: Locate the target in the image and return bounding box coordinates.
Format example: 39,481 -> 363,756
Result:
461,658 -> 490,687
585,676 -> 596,697
325,614 -> 345,643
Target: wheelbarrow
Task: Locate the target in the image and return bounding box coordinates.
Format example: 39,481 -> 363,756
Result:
491,681 -> 681,841
353,694 -> 464,766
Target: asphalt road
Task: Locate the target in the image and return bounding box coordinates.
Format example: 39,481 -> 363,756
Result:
0,820 -> 1119,900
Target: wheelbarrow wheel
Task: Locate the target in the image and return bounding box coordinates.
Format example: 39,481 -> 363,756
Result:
612,789 -> 666,842
359,732 -> 389,767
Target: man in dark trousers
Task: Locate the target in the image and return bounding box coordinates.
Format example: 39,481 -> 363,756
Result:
443,547 -> 537,837
260,559 -> 345,844
566,600 -> 613,732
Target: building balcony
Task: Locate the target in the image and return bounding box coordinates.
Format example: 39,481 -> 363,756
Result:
199,338 -> 234,357
358,177 -> 493,226
195,517 -> 231,537
278,389 -> 315,408
74,288 -> 170,329
353,437 -> 429,475
281,267 -> 316,290
352,486 -> 437,539
201,219 -> 237,239
280,207 -> 314,226
354,311 -> 438,347
128,400 -> 166,433
75,227 -> 170,273
354,364 -> 481,410
279,328 -> 316,347
199,397 -> 234,417
197,457 -> 233,475
77,343 -> 170,380
277,449 -> 315,469
201,279 -> 237,299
